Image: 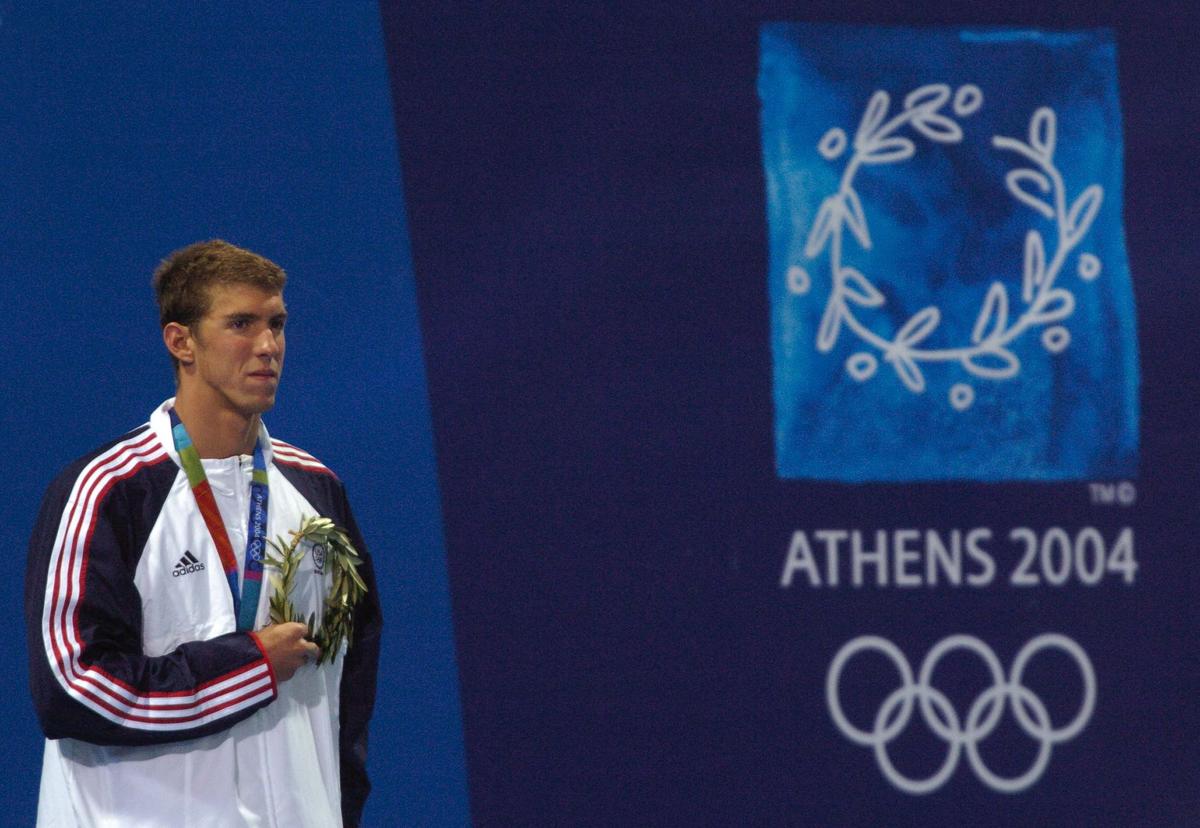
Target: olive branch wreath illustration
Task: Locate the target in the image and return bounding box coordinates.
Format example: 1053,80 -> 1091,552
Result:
790,83 -> 1104,411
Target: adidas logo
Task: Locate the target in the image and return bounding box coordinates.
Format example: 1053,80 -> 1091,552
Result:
172,551 -> 206,578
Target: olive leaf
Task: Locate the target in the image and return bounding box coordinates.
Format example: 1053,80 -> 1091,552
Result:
971,283 -> 1010,345
1005,169 -> 1055,220
1028,107 -> 1057,159
854,90 -> 891,149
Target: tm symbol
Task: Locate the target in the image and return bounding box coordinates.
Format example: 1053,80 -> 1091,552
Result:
1089,481 -> 1136,506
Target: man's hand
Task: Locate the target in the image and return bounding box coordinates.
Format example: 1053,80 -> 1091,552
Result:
255,622 -> 321,682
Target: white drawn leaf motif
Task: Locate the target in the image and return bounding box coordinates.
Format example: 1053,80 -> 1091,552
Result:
1023,230 -> 1046,302
816,299 -> 843,353
841,188 -> 872,249
840,267 -> 885,308
911,113 -> 962,143
855,90 -> 891,149
894,306 -> 941,347
861,136 -> 916,165
1027,288 -> 1076,325
1006,169 -> 1055,219
963,347 -> 1021,379
1065,185 -> 1103,247
804,196 -> 840,258
903,83 -> 951,113
972,283 -> 1010,344
886,350 -> 926,392
1028,107 -> 1057,158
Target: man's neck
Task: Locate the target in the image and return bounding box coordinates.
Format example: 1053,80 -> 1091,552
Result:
172,393 -> 261,459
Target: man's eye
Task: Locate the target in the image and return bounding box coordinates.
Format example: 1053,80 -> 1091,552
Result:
231,319 -> 251,330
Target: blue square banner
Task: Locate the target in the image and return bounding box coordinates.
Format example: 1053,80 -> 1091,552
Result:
761,25 -> 1138,481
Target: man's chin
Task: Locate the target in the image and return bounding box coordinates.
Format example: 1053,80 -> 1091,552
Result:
240,392 -> 278,417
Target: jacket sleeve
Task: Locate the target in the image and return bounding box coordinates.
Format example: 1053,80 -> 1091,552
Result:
25,459 -> 278,747
335,483 -> 382,828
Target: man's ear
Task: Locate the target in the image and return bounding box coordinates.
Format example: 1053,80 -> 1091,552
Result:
163,322 -> 195,366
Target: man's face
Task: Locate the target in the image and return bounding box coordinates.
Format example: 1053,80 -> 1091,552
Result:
184,283 -> 287,420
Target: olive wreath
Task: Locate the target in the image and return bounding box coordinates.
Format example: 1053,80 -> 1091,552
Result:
265,514 -> 368,665
793,83 -> 1104,411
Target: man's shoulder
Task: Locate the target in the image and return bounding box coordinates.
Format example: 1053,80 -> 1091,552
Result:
268,438 -> 353,523
42,423 -> 174,512
57,424 -> 169,481
269,437 -> 340,481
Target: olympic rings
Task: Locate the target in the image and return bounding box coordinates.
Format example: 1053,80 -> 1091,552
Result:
826,633 -> 1095,794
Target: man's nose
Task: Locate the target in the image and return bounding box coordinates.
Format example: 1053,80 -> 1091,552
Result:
256,329 -> 282,358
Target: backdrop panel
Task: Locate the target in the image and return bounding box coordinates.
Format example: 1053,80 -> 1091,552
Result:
387,2 -> 1198,825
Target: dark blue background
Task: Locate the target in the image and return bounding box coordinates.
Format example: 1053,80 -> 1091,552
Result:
386,2 -> 1198,824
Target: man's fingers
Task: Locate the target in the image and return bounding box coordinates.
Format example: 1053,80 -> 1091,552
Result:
283,621 -> 310,640
302,640 -> 322,663
257,622 -> 323,679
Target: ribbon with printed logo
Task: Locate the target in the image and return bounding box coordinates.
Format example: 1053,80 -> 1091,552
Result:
169,408 -> 268,631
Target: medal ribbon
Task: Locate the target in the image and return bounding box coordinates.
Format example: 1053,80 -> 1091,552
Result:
169,408 -> 269,631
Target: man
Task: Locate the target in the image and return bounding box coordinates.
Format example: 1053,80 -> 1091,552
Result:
25,240 -> 381,826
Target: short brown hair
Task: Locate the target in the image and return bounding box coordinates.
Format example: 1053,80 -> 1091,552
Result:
153,239 -> 286,328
